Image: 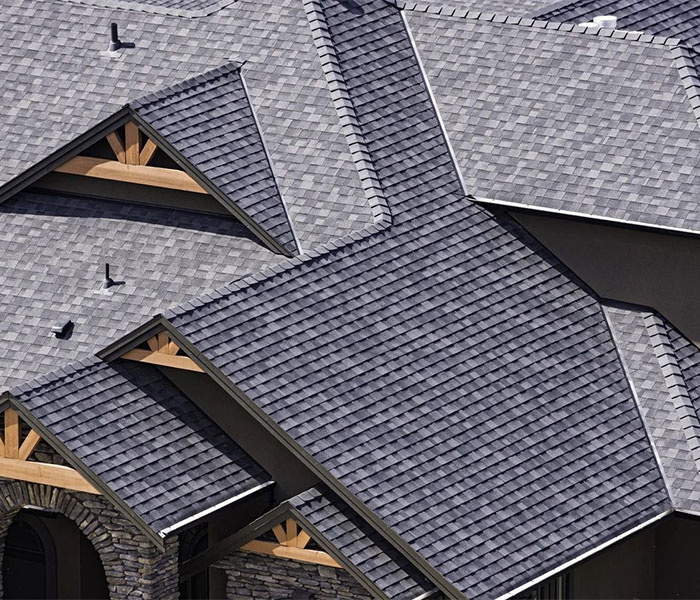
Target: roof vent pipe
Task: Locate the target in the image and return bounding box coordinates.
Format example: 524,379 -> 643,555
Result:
102,263 -> 114,290
109,23 -> 122,52
593,15 -> 617,29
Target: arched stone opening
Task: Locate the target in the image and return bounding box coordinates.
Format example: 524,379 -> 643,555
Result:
2,508 -> 109,599
0,480 -> 180,599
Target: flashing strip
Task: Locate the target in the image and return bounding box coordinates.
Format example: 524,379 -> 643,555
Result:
158,480 -> 274,537
239,71 -> 303,255
475,195 -> 700,238
411,589 -> 442,600
493,509 -> 672,600
402,10 -> 471,203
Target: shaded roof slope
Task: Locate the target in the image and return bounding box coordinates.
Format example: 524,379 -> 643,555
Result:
0,191 -> 281,389
0,0 -> 371,247
606,302 -> 700,513
132,64 -> 298,254
11,357 -> 271,534
405,8 -> 700,233
290,486 -> 437,599
536,0 -> 700,50
165,1 -> 670,597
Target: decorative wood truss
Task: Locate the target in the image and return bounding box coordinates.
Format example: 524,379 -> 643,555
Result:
241,518 -> 342,568
0,409 -> 99,495
122,332 -> 204,373
54,121 -> 208,194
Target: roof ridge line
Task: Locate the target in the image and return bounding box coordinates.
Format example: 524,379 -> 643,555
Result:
304,0 -> 393,225
62,0 -> 238,19
645,312 -> 700,470
395,0 -> 683,47
669,45 -> 700,124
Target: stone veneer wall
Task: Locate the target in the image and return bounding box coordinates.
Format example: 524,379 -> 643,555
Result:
0,480 -> 179,599
216,550 -> 374,599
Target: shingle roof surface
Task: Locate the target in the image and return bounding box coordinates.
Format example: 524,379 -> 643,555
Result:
164,1 -> 670,597
0,191 -> 282,389
0,0 -> 371,248
606,303 -> 700,513
405,8 -> 700,233
131,64 -> 298,254
290,486 -> 436,599
536,0 -> 700,50
11,357 -> 271,534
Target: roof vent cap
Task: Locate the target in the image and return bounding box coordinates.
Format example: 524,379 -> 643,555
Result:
109,23 -> 122,52
593,15 -> 617,29
51,320 -> 73,339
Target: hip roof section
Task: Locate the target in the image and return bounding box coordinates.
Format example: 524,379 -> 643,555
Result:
405,7 -> 700,233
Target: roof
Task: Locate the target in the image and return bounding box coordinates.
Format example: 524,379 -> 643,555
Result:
131,63 -> 298,254
535,0 -> 700,50
605,301 -> 700,513
160,1 -> 670,597
290,486 -> 437,599
0,0 -> 372,249
10,357 -> 271,535
0,190 -> 284,389
403,5 -> 700,234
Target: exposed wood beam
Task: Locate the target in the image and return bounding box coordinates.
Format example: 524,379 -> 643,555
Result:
240,540 -> 342,568
121,348 -> 204,372
286,518 -> 299,547
272,523 -> 287,545
125,122 -> 140,165
106,132 -> 126,163
140,138 -> 158,166
0,457 -> 100,495
147,336 -> 159,352
55,156 -> 207,194
18,430 -> 42,461
4,409 -> 19,459
296,529 -> 311,549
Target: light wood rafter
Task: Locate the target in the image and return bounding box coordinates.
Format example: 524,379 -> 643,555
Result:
54,121 -> 207,194
241,518 -> 342,568
122,332 -> 204,373
0,409 -> 99,495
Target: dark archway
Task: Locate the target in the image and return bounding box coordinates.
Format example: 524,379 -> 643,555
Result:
3,509 -> 108,599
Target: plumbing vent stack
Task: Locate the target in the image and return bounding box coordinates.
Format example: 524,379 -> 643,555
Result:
109,23 -> 122,51
594,15 -> 617,29
102,262 -> 114,290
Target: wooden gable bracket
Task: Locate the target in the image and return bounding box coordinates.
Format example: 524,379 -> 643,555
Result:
121,332 -> 204,373
240,517 -> 342,568
0,409 -> 99,495
54,121 -> 208,195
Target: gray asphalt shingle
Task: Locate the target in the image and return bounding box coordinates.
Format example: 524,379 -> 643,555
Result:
131,64 -> 298,254
405,6 -> 700,233
0,191 -> 282,389
11,357 -> 271,534
536,0 -> 700,50
290,485 -> 436,599
164,1 -> 670,597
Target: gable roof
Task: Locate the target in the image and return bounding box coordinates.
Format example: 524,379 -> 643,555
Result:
535,0 -> 700,51
403,5 -> 700,234
0,0 -> 372,249
130,63 -> 298,255
605,301 -> 700,514
9,356 -> 272,538
160,1 -> 670,597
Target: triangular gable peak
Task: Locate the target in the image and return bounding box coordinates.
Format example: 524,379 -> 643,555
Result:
43,63 -> 298,257
121,330 -> 204,373
54,120 -> 207,195
0,403 -> 98,495
241,516 -> 342,568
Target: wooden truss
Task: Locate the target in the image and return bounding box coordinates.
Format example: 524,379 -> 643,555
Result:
241,518 -> 342,568
122,332 -> 203,373
54,121 -> 207,194
0,409 -> 99,495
